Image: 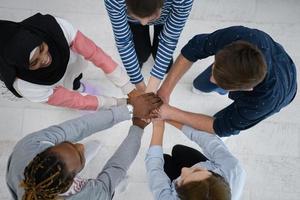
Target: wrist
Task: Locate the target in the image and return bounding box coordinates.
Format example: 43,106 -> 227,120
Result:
132,117 -> 148,129
126,104 -> 133,118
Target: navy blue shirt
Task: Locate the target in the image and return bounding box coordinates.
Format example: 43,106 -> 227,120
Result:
181,26 -> 297,137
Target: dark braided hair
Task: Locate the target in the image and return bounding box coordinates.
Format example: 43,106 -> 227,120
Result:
20,148 -> 76,200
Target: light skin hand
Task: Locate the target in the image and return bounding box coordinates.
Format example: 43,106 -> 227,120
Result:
156,104 -> 215,134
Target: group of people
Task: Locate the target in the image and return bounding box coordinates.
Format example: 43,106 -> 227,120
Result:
0,0 -> 297,199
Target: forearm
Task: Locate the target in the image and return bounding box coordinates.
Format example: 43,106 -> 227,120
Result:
150,121 -> 165,146
145,146 -> 175,199
159,54 -> 193,97
165,106 -> 215,134
47,86 -> 126,110
97,125 -> 143,195
146,76 -> 162,93
106,66 -> 135,95
23,105 -> 131,145
71,31 -> 117,74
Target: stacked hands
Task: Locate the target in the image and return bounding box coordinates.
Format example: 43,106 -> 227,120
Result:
127,90 -> 170,129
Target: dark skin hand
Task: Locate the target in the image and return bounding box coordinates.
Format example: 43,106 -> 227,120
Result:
132,117 -> 149,129
129,92 -> 163,119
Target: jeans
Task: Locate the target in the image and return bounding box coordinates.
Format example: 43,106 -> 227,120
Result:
193,65 -> 227,95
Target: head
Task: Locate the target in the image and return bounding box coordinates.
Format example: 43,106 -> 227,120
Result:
211,41 -> 267,91
126,0 -> 163,25
175,167 -> 231,200
4,30 -> 52,71
21,141 -> 85,200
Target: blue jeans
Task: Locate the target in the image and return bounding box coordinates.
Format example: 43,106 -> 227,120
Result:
193,65 -> 227,95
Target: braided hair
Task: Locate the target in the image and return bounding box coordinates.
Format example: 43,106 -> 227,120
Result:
20,148 -> 76,200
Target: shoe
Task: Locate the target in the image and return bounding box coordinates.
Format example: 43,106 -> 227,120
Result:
192,85 -> 228,96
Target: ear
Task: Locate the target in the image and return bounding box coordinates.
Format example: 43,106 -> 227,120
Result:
209,75 -> 217,84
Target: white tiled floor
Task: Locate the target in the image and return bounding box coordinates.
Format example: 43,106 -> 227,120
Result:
0,0 -> 300,199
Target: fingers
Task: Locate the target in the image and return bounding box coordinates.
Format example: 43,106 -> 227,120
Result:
149,96 -> 162,104
149,112 -> 160,119
142,92 -> 155,98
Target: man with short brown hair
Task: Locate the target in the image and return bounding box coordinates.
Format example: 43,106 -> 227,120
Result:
158,26 -> 297,137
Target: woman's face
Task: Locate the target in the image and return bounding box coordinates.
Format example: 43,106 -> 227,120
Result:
50,141 -> 86,174
29,42 -> 52,70
176,167 -> 212,187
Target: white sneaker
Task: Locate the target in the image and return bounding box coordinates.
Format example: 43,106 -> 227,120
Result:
192,85 -> 228,96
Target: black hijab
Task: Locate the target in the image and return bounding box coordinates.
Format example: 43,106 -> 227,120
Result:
0,13 -> 70,97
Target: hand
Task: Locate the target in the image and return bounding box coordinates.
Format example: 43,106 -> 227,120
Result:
129,93 -> 163,119
133,117 -> 149,129
150,104 -> 171,120
157,88 -> 170,103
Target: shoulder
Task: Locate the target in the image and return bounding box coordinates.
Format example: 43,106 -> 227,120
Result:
67,180 -> 110,199
13,79 -> 54,102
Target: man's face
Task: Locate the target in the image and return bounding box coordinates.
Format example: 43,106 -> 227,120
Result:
29,42 -> 52,70
130,9 -> 161,25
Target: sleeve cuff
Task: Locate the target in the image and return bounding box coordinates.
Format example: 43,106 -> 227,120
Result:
111,105 -> 131,123
148,145 -> 164,158
121,82 -> 135,95
96,96 -> 118,109
181,43 -> 199,63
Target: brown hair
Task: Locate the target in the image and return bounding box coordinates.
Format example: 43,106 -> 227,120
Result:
125,0 -> 164,18
213,40 -> 267,90
20,148 -> 75,200
176,172 -> 231,200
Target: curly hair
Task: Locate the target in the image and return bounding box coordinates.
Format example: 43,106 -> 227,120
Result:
20,148 -> 76,200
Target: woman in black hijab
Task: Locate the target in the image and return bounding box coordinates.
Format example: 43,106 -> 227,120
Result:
0,13 -> 138,110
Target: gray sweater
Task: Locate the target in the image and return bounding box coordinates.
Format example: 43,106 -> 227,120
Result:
6,105 -> 143,200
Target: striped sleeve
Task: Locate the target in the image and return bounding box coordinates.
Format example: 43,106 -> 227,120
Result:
104,0 -> 143,84
151,0 -> 193,80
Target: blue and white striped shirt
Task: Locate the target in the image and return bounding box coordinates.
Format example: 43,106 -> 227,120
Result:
105,0 -> 193,83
